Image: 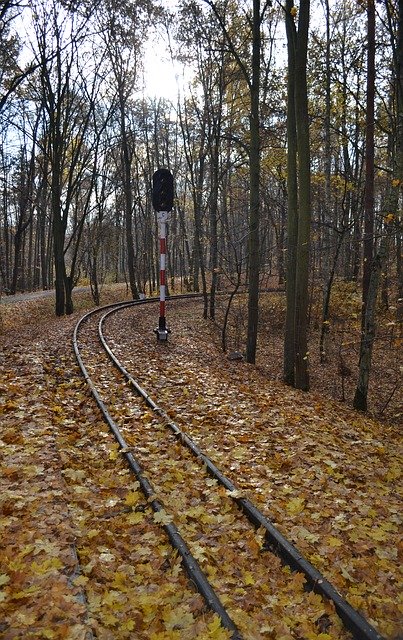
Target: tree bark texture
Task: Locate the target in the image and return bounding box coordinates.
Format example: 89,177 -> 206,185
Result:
361,0 -> 376,325
294,0 -> 311,392
354,233 -> 388,411
283,0 -> 298,385
246,0 -> 261,364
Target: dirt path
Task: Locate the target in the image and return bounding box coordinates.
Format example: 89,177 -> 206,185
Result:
0,287 -> 91,305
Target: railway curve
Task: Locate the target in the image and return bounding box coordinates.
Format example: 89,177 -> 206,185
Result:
73,295 -> 385,640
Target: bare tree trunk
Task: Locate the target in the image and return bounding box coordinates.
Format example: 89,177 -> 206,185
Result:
319,0 -> 332,363
319,229 -> 346,361
284,0 -> 298,385
246,0 -> 261,364
354,232 -> 388,411
361,0 -> 376,326
354,0 -> 402,411
396,0 -> 403,306
294,0 -> 311,391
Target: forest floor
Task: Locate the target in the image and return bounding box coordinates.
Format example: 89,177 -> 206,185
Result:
0,284 -> 401,640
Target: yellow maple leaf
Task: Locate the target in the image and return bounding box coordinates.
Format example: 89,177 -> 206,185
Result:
206,614 -> 232,639
386,463 -> 400,481
63,468 -> 86,481
111,571 -> 127,590
31,557 -> 64,575
19,544 -> 35,558
191,542 -> 208,563
13,585 -> 40,599
102,612 -> 119,626
121,620 -> 136,631
297,527 -> 320,543
0,574 -> 10,586
125,491 -> 141,506
102,590 -> 121,606
243,570 -> 255,585
286,497 -> 305,514
127,511 -> 145,525
327,536 -> 342,547
109,444 -> 119,460
153,509 -> 173,525
226,489 -> 243,498
163,607 -> 195,630
368,527 -> 388,541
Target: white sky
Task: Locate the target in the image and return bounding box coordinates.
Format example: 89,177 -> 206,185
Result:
142,35 -> 185,102
141,0 -> 193,102
13,0 -> 188,103
141,0 -> 187,101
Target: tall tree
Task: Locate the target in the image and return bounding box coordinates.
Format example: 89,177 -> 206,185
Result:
283,0 -> 311,391
204,0 -> 272,363
30,0 -> 102,314
361,0 -> 376,325
294,0 -> 311,390
100,0 -> 151,300
283,0 -> 298,385
179,95 -> 209,317
246,0 -> 262,364
353,0 -> 403,410
392,0 -> 403,305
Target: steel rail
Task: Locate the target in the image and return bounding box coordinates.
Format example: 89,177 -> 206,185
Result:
97,296 -> 385,640
73,301 -> 242,640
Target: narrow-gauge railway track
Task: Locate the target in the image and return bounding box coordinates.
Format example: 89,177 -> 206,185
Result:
73,296 -> 384,640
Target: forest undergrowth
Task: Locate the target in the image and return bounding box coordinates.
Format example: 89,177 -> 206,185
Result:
213,279 -> 401,426
0,284 -> 401,639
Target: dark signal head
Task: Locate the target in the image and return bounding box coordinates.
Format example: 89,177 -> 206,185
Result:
152,168 -> 174,212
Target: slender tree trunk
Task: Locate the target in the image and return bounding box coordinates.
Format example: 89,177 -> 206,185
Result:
361,0 -> 376,326
38,158 -> 49,289
53,215 -> 66,316
319,230 -> 345,361
246,0 -> 261,364
354,0 -> 402,410
277,201 -> 286,286
294,0 -> 311,391
2,185 -> 10,290
120,98 -> 138,300
209,144 -> 220,320
284,0 -> 298,385
354,233 -> 388,411
319,0 -> 332,362
396,0 -> 403,305
194,158 -> 208,319
51,129 -> 67,317
90,248 -> 100,306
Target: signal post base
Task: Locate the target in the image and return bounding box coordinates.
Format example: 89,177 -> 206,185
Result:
155,317 -> 170,341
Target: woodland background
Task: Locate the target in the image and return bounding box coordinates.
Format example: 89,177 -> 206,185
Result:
0,0 -> 402,414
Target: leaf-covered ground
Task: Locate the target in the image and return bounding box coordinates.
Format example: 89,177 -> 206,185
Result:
0,287 -> 401,639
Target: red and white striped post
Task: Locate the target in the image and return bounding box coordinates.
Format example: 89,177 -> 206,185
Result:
156,210 -> 170,340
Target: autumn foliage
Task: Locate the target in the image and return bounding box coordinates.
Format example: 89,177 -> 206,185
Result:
0,288 -> 401,639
